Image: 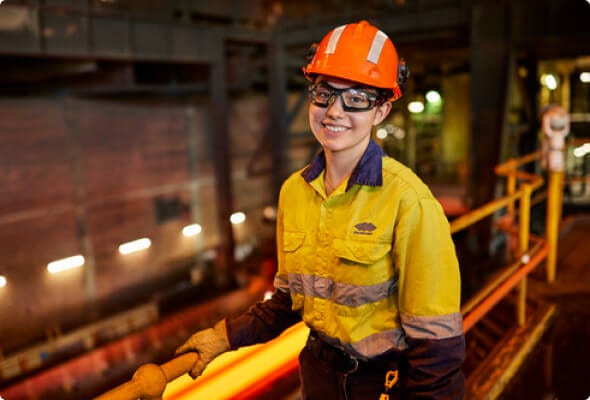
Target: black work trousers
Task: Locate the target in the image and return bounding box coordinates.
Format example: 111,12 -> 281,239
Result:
299,334 -> 405,400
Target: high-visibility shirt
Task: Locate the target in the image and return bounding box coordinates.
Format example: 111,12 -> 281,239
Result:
273,139 -> 463,359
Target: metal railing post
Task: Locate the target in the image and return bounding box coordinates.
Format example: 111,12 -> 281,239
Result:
517,184 -> 532,325
546,170 -> 564,283
540,104 -> 570,283
506,159 -> 517,219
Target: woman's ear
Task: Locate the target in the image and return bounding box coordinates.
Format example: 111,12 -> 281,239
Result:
373,101 -> 392,126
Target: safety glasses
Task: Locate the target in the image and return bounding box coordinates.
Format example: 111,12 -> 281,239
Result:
308,82 -> 386,112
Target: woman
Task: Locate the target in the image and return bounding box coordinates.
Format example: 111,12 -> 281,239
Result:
176,20 -> 465,399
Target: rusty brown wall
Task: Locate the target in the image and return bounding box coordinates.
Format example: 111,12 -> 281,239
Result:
0,93 -> 277,354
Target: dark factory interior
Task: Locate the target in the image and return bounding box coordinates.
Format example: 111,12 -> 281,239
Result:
0,1 -> 589,399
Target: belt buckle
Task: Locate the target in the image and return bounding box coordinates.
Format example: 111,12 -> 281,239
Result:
345,354 -> 359,373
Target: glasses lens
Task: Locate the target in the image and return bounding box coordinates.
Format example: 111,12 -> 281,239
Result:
341,88 -> 373,110
309,85 -> 334,107
309,84 -> 380,112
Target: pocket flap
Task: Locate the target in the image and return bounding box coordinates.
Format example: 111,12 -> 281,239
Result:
333,238 -> 391,264
283,231 -> 305,252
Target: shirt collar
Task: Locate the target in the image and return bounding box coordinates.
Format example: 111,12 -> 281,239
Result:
301,139 -> 384,191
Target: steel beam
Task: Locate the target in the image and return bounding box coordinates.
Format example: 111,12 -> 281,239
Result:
468,0 -> 513,251
267,31 -> 289,200
209,34 -> 236,287
280,5 -> 469,46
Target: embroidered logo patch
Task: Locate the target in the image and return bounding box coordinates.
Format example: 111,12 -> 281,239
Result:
354,222 -> 376,235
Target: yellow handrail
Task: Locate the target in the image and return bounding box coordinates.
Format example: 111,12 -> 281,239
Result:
94,353 -> 198,400
450,190 -> 523,234
460,241 -> 543,317
451,151 -> 549,332
494,151 -> 542,175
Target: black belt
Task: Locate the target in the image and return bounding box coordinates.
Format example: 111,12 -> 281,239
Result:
306,331 -> 401,373
306,332 -> 359,372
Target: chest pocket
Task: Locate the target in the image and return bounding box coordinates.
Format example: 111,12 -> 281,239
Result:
283,231 -> 305,252
332,238 -> 391,265
282,231 -> 307,274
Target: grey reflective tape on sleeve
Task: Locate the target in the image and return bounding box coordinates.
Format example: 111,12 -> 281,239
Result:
366,30 -> 387,64
325,25 -> 346,55
400,312 -> 464,339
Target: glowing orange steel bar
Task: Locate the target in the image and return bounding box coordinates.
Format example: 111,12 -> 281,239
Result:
163,323 -> 308,400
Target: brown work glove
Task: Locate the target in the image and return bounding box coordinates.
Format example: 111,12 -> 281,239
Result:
175,319 -> 231,379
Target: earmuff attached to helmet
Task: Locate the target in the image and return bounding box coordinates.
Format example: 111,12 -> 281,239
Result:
397,57 -> 410,92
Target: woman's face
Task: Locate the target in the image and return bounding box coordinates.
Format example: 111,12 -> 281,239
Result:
308,76 -> 391,157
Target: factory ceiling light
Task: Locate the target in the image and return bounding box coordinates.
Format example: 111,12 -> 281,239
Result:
47,255 -> 85,274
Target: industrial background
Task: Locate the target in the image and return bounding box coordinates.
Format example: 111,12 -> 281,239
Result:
0,0 -> 589,399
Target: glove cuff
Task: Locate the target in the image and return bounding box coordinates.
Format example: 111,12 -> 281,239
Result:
212,319 -> 231,354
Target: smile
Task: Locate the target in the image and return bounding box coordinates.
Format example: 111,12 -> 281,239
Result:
324,124 -> 348,132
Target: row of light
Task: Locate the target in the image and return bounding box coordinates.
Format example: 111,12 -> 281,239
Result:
0,212 -> 249,286
376,124 -> 406,140
407,71 -> 590,114
407,90 -> 442,114
573,143 -> 590,158
541,72 -> 590,91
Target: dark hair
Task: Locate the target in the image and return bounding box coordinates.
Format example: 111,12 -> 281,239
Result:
379,89 -> 395,101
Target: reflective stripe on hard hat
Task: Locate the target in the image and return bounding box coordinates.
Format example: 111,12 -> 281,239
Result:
367,30 -> 388,64
325,25 -> 345,55
326,24 -> 388,65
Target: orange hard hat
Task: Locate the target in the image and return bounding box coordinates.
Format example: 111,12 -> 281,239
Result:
303,20 -> 407,100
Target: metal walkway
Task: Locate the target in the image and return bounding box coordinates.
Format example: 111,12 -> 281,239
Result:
530,214 -> 590,297
502,214 -> 590,400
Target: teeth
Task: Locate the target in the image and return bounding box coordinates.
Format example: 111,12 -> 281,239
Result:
325,125 -> 346,132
